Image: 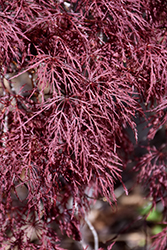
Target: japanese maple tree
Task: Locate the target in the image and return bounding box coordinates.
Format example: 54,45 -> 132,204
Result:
0,0 -> 167,249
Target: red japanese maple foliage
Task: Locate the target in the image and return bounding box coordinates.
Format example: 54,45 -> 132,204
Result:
0,0 -> 167,249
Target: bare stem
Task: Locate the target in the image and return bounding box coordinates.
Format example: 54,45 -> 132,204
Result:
85,215 -> 99,250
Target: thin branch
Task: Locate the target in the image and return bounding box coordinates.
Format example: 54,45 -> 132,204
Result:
85,215 -> 99,250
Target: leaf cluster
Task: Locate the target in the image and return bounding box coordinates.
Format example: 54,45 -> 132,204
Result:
0,0 -> 167,249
